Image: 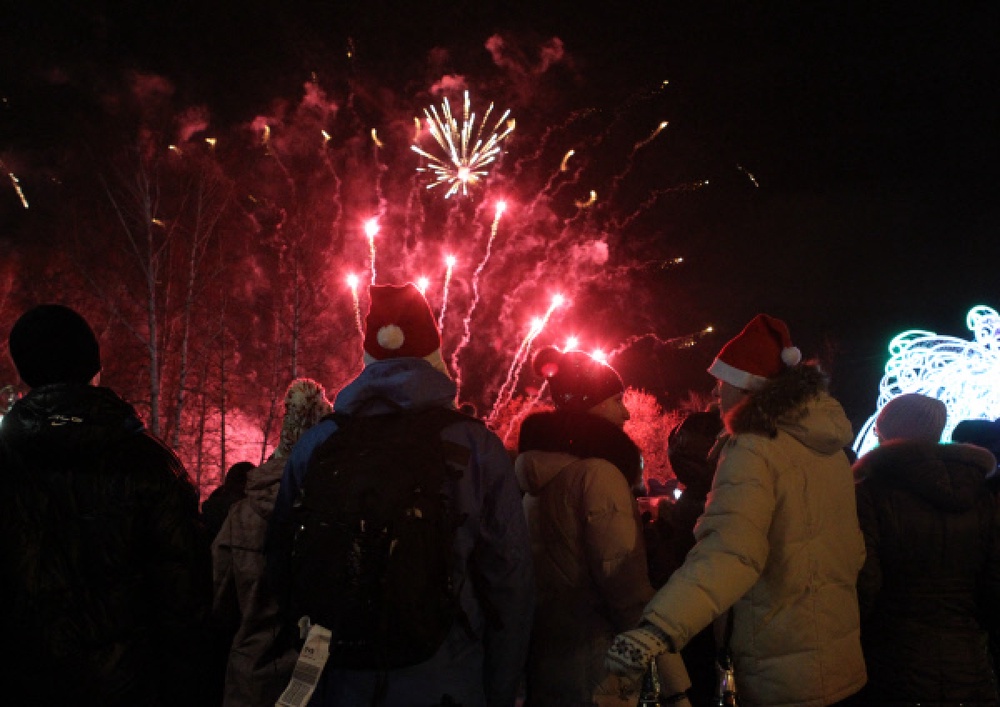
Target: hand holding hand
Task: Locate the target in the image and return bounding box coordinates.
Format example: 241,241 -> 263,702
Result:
605,623 -> 670,677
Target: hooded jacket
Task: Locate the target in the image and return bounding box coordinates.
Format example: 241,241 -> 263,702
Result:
515,409 -> 654,705
642,366 -> 867,707
270,358 -> 534,707
854,440 -> 1000,706
0,383 -> 213,706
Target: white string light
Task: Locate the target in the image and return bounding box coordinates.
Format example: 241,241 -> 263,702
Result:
854,305 -> 1000,456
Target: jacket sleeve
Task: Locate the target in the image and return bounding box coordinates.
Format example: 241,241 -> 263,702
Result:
265,423 -> 332,611
854,479 -> 882,621
581,459 -> 655,630
642,436 -> 774,650
211,507 -> 240,634
468,428 -> 535,707
271,421 -> 332,527
132,434 -> 216,704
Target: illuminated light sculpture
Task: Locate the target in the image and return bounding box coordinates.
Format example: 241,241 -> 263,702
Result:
853,305 -> 1000,456
411,90 -> 515,198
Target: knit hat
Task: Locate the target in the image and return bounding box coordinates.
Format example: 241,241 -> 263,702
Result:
708,313 -> 802,391
875,393 -> 947,443
277,378 -> 333,458
533,346 -> 624,412
8,304 -> 102,388
362,283 -> 447,375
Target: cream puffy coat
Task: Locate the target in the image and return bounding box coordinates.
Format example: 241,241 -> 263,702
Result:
643,372 -> 867,707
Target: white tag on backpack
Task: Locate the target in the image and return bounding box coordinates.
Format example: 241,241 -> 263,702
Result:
276,623 -> 332,707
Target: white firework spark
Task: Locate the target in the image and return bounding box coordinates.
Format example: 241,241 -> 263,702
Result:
411,90 -> 515,198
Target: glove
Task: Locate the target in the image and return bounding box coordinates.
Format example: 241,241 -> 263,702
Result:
605,623 -> 671,677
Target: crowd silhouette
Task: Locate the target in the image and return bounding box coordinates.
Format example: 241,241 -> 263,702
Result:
2,300 -> 999,707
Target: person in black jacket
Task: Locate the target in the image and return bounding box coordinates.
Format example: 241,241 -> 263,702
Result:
854,393 -> 1000,706
0,304 -> 214,707
646,408 -> 723,707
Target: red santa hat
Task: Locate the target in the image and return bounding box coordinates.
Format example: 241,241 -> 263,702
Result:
532,346 -> 624,412
708,313 -> 802,391
362,283 -> 448,374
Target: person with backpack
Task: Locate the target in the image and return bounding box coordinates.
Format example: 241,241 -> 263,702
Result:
268,282 -> 534,707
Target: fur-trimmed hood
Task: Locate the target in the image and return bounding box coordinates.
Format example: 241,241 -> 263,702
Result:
854,440 -> 996,512
517,408 -> 642,487
726,364 -> 853,455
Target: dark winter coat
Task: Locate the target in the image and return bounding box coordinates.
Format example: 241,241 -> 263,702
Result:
515,409 -> 656,706
0,383 -> 213,707
854,440 -> 1000,706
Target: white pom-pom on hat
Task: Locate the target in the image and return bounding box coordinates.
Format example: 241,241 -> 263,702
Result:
363,283 -> 442,365
377,324 -> 405,351
707,313 -> 802,391
781,346 -> 802,367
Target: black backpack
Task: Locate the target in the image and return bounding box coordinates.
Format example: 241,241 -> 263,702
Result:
286,405 -> 475,670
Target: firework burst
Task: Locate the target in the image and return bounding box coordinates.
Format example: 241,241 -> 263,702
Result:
411,91 -> 515,198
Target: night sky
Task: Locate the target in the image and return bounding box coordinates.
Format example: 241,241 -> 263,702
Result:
2,1 -> 999,429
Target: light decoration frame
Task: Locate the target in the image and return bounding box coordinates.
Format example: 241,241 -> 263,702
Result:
854,305 -> 1000,456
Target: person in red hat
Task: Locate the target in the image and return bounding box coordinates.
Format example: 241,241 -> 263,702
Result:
269,283 -> 534,707
607,314 -> 867,707
514,346 -> 692,705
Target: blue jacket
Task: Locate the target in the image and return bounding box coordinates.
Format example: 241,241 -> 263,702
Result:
272,359 -> 534,707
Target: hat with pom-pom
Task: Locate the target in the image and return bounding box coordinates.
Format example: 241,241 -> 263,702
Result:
362,283 -> 448,375
708,313 -> 801,391
533,346 -> 624,412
